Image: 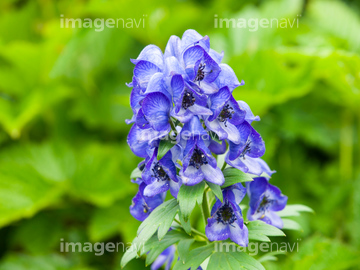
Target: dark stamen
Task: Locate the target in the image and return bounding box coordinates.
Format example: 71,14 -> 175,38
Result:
182,91 -> 196,109
195,63 -> 206,83
256,195 -> 274,218
239,140 -> 251,159
218,104 -> 235,127
189,148 -> 208,169
216,202 -> 237,226
152,162 -> 170,182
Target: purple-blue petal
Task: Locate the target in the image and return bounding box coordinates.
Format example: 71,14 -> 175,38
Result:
131,45 -> 164,70
133,60 -> 161,89
142,92 -> 171,132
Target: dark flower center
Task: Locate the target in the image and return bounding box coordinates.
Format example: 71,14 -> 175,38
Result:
239,140 -> 251,159
218,104 -> 235,127
182,91 -> 196,109
256,195 -> 274,218
152,162 -> 170,182
216,202 -> 237,225
195,63 -> 206,82
189,148 -> 208,169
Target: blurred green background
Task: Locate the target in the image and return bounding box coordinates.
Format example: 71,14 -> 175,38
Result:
0,0 -> 359,269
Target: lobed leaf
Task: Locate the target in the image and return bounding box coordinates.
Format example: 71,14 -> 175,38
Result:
207,250 -> 265,270
177,182 -> 205,222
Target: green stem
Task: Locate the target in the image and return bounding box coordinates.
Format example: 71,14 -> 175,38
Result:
221,160 -> 227,171
201,190 -> 210,226
174,219 -> 207,240
191,228 -> 207,240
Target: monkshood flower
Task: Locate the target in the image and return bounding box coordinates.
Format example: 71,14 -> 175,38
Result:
206,184 -> 249,247
205,86 -> 246,144
164,30 -> 243,96
127,124 -> 166,158
170,74 -> 212,122
142,148 -> 181,198
237,100 -> 260,123
164,31 -> 220,94
127,91 -> 172,158
131,45 -> 164,90
225,121 -> 266,175
130,181 -> 165,222
247,177 -> 288,228
179,116 -> 224,186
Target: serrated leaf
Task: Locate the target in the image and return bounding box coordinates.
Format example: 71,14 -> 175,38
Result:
207,250 -> 265,270
137,199 -> 179,246
282,218 -> 302,231
177,239 -> 195,264
206,182 -> 223,202
247,220 -> 285,242
130,167 -> 142,179
222,168 -> 253,188
145,230 -> 191,266
177,182 -> 205,222
157,139 -> 174,160
277,204 -> 314,217
178,212 -> 192,235
173,243 -> 215,270
121,199 -> 179,268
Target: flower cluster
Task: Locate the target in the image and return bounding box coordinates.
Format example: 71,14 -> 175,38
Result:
127,30 -> 288,263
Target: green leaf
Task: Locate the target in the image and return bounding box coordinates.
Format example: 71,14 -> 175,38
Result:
178,212 -> 192,235
0,253 -> 76,270
277,204 -> 314,217
258,251 -> 285,263
69,143 -> 136,207
145,230 -> 191,266
206,182 -> 223,202
137,199 -> 179,245
121,199 -> 180,268
247,220 -> 285,242
207,250 -> 265,270
177,239 -> 195,264
177,182 -> 205,222
157,139 -> 174,160
282,218 -> 302,231
173,243 -> 215,270
142,199 -> 179,241
222,168 -> 253,188
88,198 -> 138,243
0,162 -> 63,228
130,167 -> 142,179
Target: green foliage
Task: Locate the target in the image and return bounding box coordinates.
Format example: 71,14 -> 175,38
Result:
222,168 -> 254,188
207,251 -> 265,270
157,139 -> 175,160
177,182 -> 205,222
0,0 -> 359,269
247,221 -> 286,242
206,181 -> 223,202
173,243 -> 215,270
